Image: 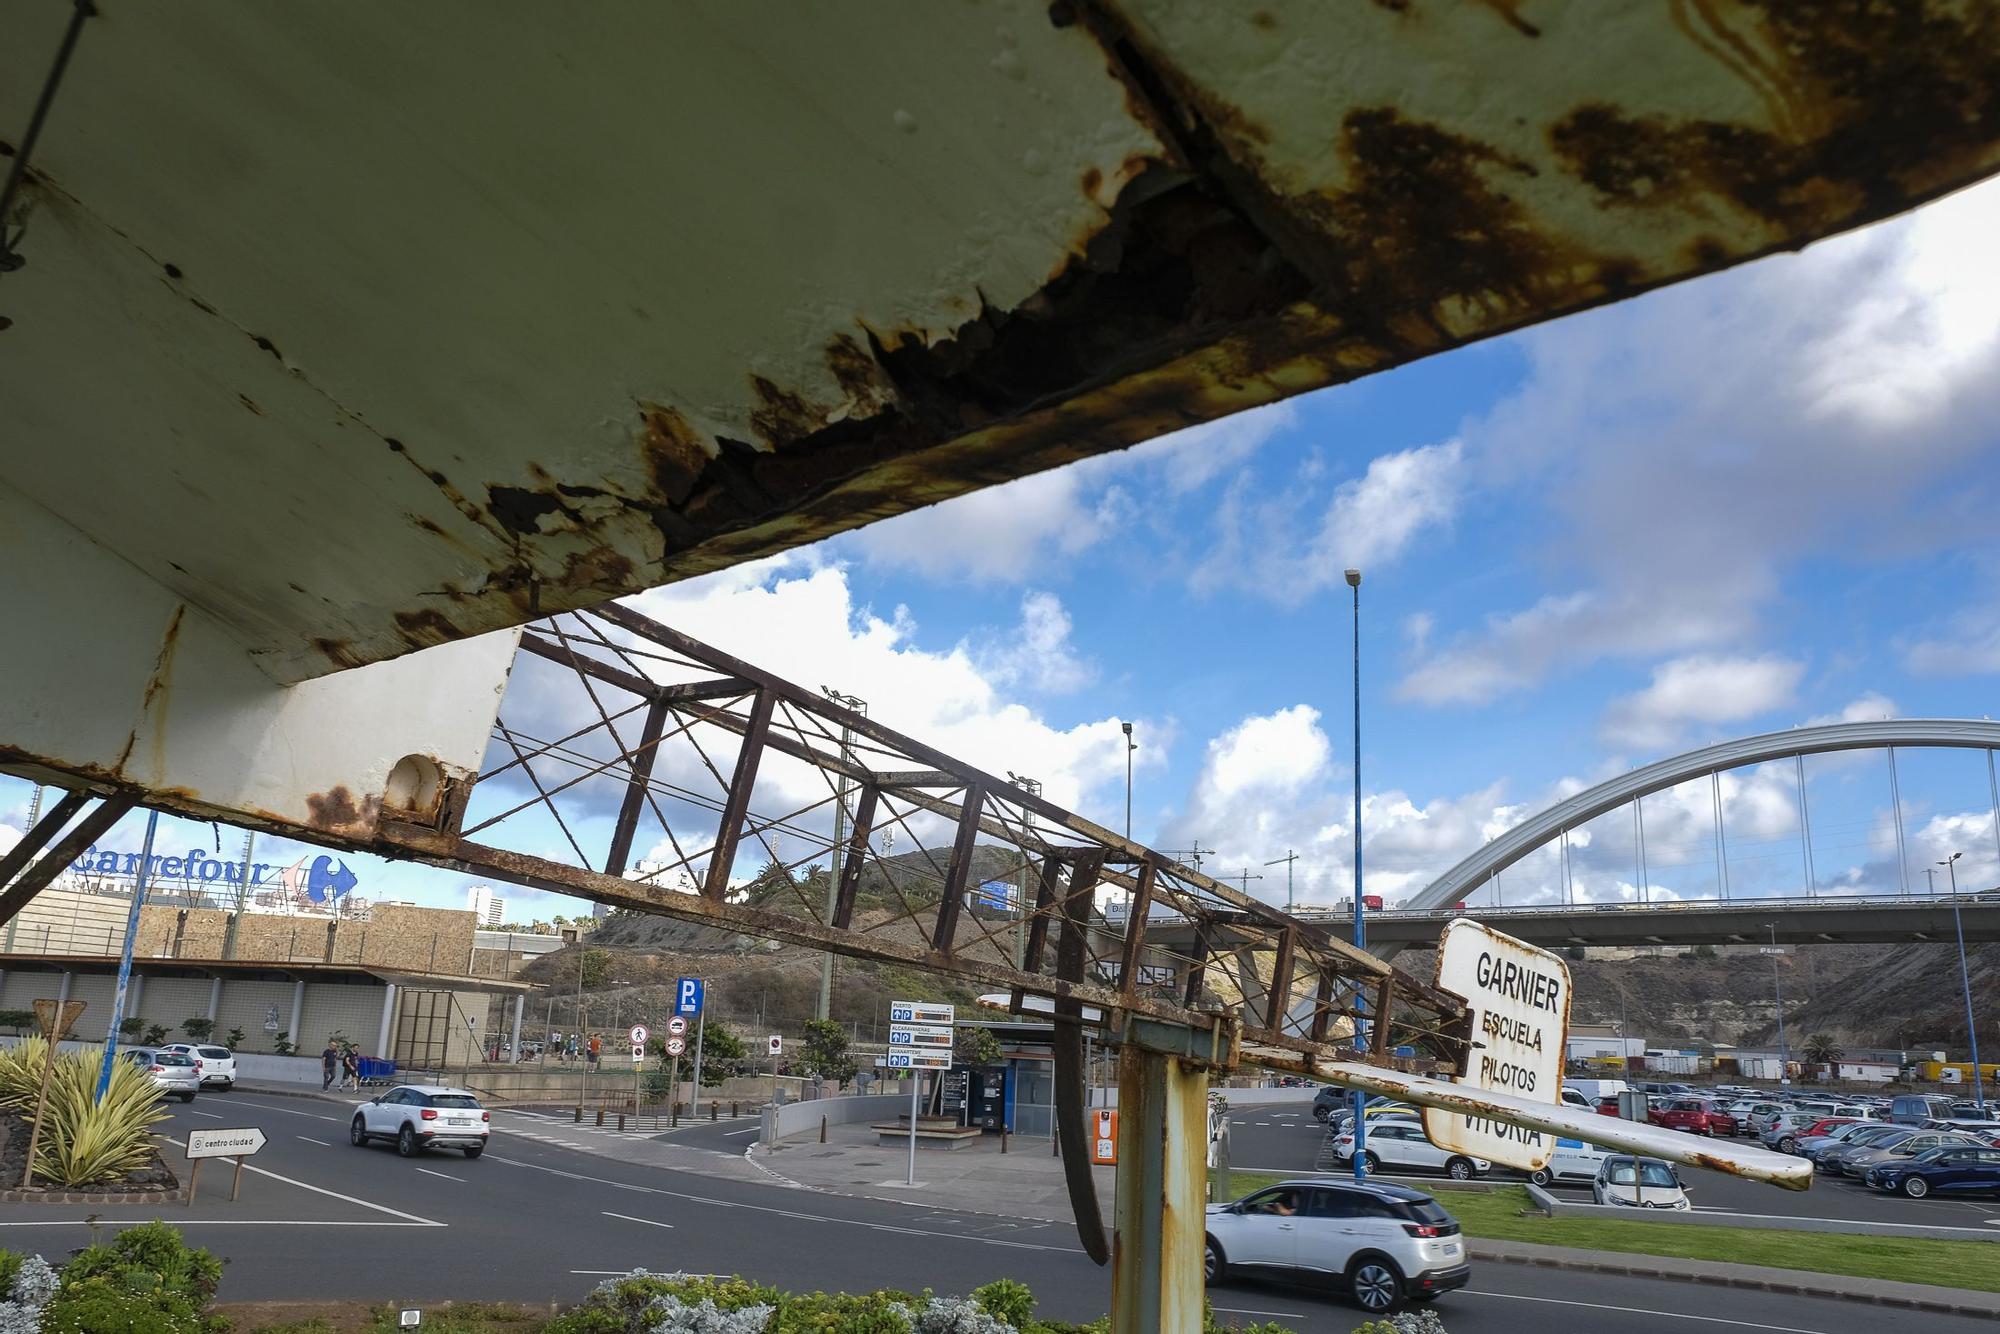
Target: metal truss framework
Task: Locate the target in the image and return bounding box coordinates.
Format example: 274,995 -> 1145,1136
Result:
378,604 -> 1471,1080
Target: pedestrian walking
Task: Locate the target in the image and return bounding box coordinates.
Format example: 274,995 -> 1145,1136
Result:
587,1033 -> 602,1067
321,1040 -> 339,1091
342,1046 -> 361,1092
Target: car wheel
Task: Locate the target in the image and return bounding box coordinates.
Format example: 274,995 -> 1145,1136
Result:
464,1144 -> 484,1159
1446,1157 -> 1475,1181
1780,1137 -> 1797,1154
1359,1150 -> 1380,1174
1528,1168 -> 1552,1187
351,1116 -> 369,1147
1904,1177 -> 1929,1199
180,1092 -> 196,1104
1313,1107 -> 1329,1123
397,1124 -> 419,1157
1346,1255 -> 1404,1315
1203,1237 -> 1227,1283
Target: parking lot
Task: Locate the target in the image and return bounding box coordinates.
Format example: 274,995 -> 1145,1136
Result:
1222,1101 -> 2000,1233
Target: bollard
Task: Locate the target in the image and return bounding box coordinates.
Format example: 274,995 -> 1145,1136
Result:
1052,1125 -> 1059,1158
595,1107 -> 604,1127
574,1106 -> 582,1123
731,1101 -> 739,1117
1001,1127 -> 1009,1155
671,1104 -> 678,1128
618,1113 -> 625,1131
820,1116 -> 828,1143
710,1100 -> 718,1121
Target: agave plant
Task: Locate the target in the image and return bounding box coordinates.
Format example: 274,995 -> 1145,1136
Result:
0,1037 -> 51,1108
30,1048 -> 170,1186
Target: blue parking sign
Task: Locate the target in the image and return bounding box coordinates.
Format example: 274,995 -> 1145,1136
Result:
675,977 -> 705,1016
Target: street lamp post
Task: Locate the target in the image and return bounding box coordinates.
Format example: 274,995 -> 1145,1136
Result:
1122,721 -> 1135,841
1345,567 -> 1367,1183
1941,852 -> 1985,1110
1764,922 -> 1789,1086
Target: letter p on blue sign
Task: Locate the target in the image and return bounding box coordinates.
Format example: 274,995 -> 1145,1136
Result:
675,978 -> 704,1016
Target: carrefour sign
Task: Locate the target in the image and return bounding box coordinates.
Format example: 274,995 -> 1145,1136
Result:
70,845 -> 358,902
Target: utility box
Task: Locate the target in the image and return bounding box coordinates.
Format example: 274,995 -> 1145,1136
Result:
1091,1109 -> 1118,1165
966,1065 -> 1010,1130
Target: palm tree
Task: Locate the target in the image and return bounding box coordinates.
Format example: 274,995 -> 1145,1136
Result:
1801,1033 -> 1843,1080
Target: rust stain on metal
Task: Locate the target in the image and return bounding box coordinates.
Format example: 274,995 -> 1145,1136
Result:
305,785 -> 382,838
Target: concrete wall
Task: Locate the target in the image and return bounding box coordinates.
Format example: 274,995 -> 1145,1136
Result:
763,1092 -> 907,1146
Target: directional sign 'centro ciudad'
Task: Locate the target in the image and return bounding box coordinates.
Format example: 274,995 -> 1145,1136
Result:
1423,919 -> 1570,1172
185,1127 -> 267,1160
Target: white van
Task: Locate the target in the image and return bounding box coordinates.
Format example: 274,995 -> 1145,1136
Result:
1566,1079 -> 1629,1103
1528,1137 -> 1607,1187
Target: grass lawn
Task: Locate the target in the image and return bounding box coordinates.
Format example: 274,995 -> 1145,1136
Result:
1216,1171 -> 2000,1295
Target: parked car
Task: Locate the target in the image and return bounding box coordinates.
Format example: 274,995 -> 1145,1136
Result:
1566,1079 -> 1629,1103
1811,1122 -> 1914,1171
1755,1111 -> 1826,1151
1649,1098 -> 1737,1137
350,1084 -> 490,1157
1842,1130 -> 1983,1178
1204,1178 -> 1471,1314
1527,1137 -> 1608,1187
1330,1119 -> 1489,1180
159,1043 -> 236,1090
1865,1144 -> 2000,1198
1795,1120 -> 1877,1161
1740,1103 -> 1793,1137
1558,1087 -> 1593,1109
1323,1099 -> 1420,1131
1766,1116 -> 1858,1155
122,1047 -> 199,1102
1592,1155 -> 1691,1209
1890,1094 -> 1961,1125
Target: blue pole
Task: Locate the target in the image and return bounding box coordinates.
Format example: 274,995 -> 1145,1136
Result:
1347,569 -> 1366,1183
97,808 -> 158,1100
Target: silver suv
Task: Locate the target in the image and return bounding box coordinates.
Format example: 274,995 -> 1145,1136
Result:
1204,1179 -> 1470,1315
123,1048 -> 199,1102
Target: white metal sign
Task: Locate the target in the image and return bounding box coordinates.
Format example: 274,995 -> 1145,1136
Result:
186,1127 -> 267,1160
888,1023 -> 953,1048
1423,918 -> 1570,1172
663,1035 -> 685,1057
768,1034 -> 783,1056
890,1001 -> 954,1025
629,1023 -> 649,1046
666,1016 -> 688,1037
885,1050 -> 951,1070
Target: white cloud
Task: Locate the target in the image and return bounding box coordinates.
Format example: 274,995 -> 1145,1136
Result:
1905,611 -> 2000,677
975,591 -> 1095,695
1806,693 -> 1900,726
1599,654 -> 1805,750
1399,177 -> 2000,705
1193,440 -> 1463,602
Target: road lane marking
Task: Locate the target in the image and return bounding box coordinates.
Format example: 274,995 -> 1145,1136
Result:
189,1110 -> 224,1119
223,1097 -> 341,1123
159,1135 -> 443,1226
604,1211 -> 675,1229
415,1168 -> 465,1183
1212,1307 -> 1305,1319
485,1155 -> 1075,1252
724,1128 -> 757,1137
1464,1291 -> 1839,1332
296,1136 -> 331,1147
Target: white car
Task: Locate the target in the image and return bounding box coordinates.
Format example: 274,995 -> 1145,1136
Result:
1331,1118 -> 1489,1180
1204,1179 -> 1471,1315
1527,1137 -> 1608,1187
160,1043 -> 236,1090
1593,1154 -> 1691,1209
350,1084 -> 490,1158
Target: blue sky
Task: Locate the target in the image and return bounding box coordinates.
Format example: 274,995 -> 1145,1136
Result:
6,179 -> 2000,922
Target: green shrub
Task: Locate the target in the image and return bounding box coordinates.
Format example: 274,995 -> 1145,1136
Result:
971,1279 -> 1034,1328
37,1274 -> 215,1333
771,1287 -> 924,1331
0,1247 -> 22,1297
226,1027 -> 246,1048
63,1221 -> 224,1305
181,1018 -> 216,1042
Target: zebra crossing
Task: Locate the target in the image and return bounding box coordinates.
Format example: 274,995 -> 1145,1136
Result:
488,1107 -> 761,1159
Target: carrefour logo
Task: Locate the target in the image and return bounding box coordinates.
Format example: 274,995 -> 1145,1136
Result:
71,846 -> 359,901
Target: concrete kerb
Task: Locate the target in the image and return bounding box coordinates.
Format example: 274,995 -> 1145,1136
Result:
1523,1179 -> 2000,1243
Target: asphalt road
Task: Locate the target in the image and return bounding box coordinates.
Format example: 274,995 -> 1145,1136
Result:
0,1090 -> 1985,1333
1224,1104 -> 2000,1233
